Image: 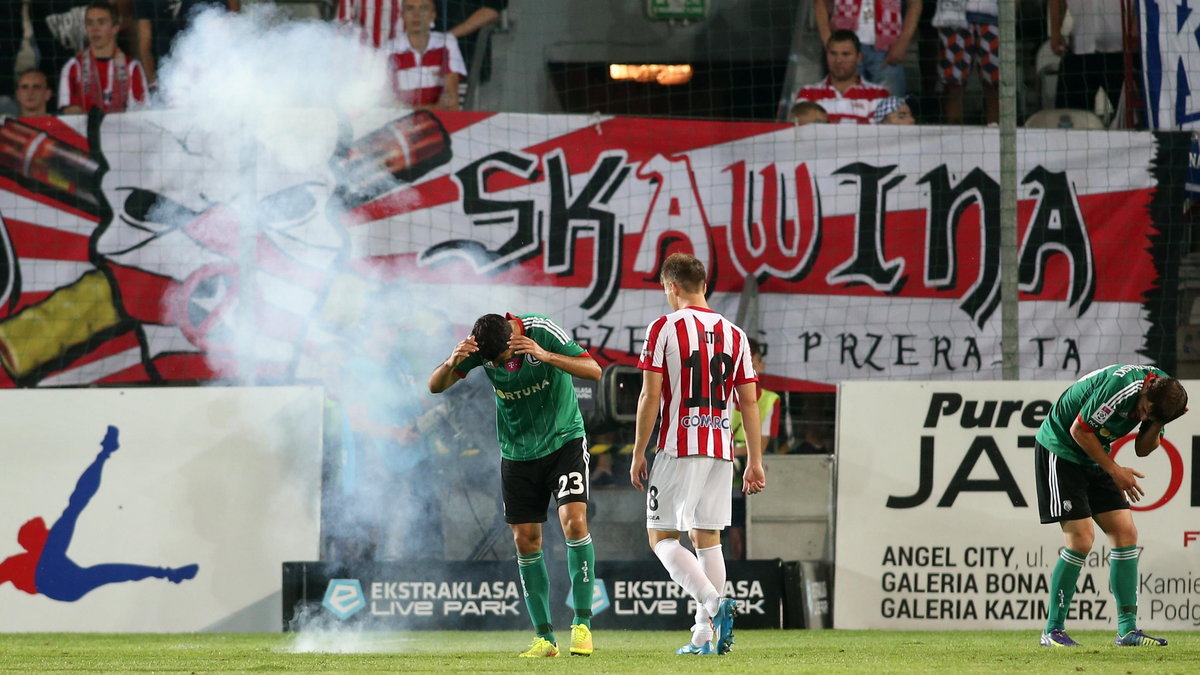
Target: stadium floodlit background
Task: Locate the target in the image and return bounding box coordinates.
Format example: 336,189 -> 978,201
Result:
0,0 -> 1199,665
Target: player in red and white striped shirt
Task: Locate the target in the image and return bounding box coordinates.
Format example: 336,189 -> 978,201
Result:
336,0 -> 401,48
631,252 -> 766,656
385,0 -> 467,109
794,29 -> 890,124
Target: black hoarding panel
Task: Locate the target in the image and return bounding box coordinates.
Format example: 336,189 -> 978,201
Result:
282,559 -> 784,631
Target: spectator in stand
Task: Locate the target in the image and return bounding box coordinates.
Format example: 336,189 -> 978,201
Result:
386,0 -> 466,110
813,0 -> 923,97
59,1 -> 149,114
336,0 -> 401,48
790,100 -> 830,124
135,0 -> 239,92
795,30 -> 891,124
29,1 -> 92,91
15,69 -> 54,116
1049,0 -> 1124,116
913,0 -> 940,122
443,0 -> 507,103
873,95 -> 916,124
0,1 -> 23,108
445,0 -> 506,67
932,0 -> 998,125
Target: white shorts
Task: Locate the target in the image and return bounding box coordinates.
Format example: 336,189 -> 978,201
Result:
645,451 -> 733,531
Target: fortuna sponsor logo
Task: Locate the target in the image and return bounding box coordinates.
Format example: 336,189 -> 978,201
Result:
495,378 -> 550,400
681,414 -> 731,430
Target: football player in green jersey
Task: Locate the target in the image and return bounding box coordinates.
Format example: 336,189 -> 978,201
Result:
429,312 -> 601,658
1033,365 -> 1187,648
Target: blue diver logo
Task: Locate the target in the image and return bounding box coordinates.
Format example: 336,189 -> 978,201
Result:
0,426 -> 199,601
323,579 -> 366,620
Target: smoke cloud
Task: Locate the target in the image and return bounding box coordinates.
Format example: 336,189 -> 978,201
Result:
160,6 -> 393,157
129,5 -> 516,638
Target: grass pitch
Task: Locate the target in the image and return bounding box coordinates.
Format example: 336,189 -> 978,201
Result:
1,630 -> 1197,673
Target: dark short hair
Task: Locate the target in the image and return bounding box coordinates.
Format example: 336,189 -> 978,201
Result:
86,1 -> 118,21
827,29 -> 861,54
659,252 -> 706,294
472,313 -> 511,361
1146,376 -> 1188,423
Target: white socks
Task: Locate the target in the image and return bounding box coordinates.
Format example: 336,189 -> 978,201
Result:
653,538 -> 722,618
695,544 -> 726,624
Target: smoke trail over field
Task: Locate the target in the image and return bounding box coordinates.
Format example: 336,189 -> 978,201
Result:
116,6 -> 518,636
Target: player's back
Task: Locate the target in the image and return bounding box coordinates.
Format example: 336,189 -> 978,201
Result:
639,306 -> 757,459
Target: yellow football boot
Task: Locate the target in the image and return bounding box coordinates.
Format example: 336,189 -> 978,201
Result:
518,636 -> 559,658
569,624 -> 593,656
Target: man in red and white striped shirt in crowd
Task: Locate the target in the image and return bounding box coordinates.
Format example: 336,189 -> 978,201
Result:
59,1 -> 148,114
794,29 -> 890,124
631,252 -> 766,657
385,0 -> 466,110
336,0 -> 401,47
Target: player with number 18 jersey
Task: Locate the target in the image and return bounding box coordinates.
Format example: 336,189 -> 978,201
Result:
638,306 -> 757,459
629,252 -> 765,658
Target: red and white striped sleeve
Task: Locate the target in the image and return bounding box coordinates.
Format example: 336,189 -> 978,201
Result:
638,315 -> 669,373
59,58 -> 82,110
129,60 -> 149,108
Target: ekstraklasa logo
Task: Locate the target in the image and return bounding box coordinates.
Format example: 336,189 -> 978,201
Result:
323,579 -> 366,620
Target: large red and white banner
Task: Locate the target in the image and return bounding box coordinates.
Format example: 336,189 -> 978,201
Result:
0,111 -> 1183,389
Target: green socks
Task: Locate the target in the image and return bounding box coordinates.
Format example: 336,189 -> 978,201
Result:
1110,546 -> 1140,636
566,535 -> 596,628
517,536 -> 597,639
1045,548 -> 1086,632
517,551 -> 555,644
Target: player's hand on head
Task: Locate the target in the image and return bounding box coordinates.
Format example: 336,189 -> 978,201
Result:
448,336 -> 478,365
509,335 -> 547,361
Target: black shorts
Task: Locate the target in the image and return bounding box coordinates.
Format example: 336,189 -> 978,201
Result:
501,437 -> 590,524
1034,441 -> 1129,524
